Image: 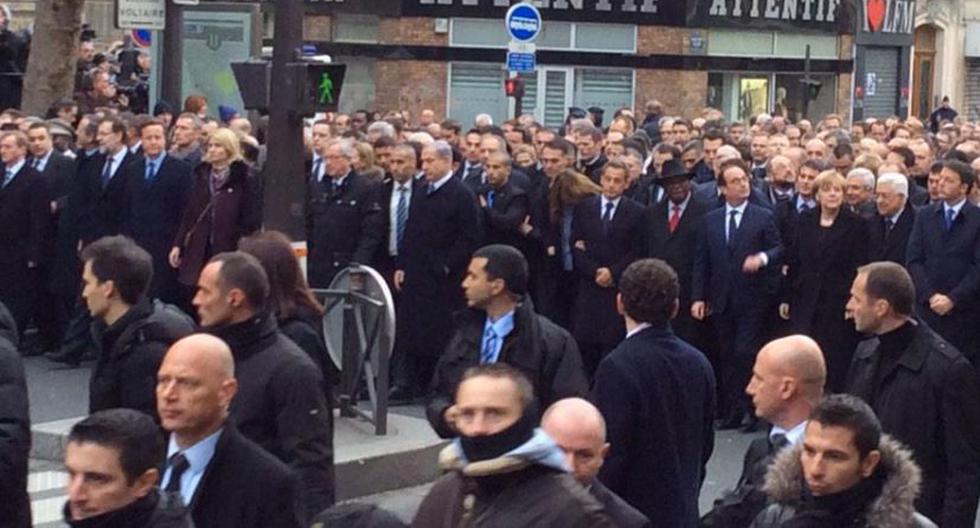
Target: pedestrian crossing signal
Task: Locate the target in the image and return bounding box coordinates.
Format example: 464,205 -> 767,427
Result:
505,78 -> 525,98
304,63 -> 346,114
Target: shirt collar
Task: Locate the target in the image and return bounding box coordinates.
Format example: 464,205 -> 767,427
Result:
796,195 -> 815,208
725,201 -> 748,215
770,420 -> 807,447
430,171 -> 454,191
484,310 -> 516,338
669,193 -> 691,211
109,147 -> 127,165
5,158 -> 25,176
167,429 -> 223,475
945,198 -> 966,216
888,207 -> 904,224
625,322 -> 652,340
36,150 -> 53,168
146,151 -> 166,164
601,195 -> 622,209
129,141 -> 142,154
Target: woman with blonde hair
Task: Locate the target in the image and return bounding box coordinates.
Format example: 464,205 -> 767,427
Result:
353,141 -> 385,183
170,127 -> 262,300
780,169 -> 867,391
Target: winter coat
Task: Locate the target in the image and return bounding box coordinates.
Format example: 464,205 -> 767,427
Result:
411,430 -> 615,528
65,489 -> 193,528
89,299 -> 194,420
206,311 -> 334,519
426,300 -> 588,439
749,435 -> 937,528
0,302 -> 30,528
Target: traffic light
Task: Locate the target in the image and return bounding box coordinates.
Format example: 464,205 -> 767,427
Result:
302,63 -> 347,114
505,77 -> 525,98
800,78 -> 822,101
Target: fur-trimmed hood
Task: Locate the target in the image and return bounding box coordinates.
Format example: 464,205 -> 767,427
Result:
438,428 -> 569,478
762,434 -> 923,527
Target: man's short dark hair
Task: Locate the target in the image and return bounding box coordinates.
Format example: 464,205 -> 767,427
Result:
858,261 -> 915,317
833,143 -> 854,160
890,146 -> 915,169
702,129 -> 726,144
809,394 -> 882,459
802,158 -> 831,173
80,236 -> 153,305
472,244 -> 529,296
459,363 -> 535,412
942,158 -> 976,190
440,119 -> 461,135
68,409 -> 164,484
373,135 -> 397,150
619,259 -> 678,326
99,115 -> 127,136
543,137 -> 576,159
718,158 -> 750,186
209,251 -> 270,311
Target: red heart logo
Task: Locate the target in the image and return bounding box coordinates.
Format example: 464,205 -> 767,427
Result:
867,0 -> 886,32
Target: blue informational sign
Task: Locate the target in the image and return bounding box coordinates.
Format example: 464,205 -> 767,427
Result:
507,52 -> 536,73
505,3 -> 542,42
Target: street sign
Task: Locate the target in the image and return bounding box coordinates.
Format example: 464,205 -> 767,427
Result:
505,2 -> 542,42
115,0 -> 165,30
131,29 -> 152,47
507,52 -> 535,73
508,40 -> 536,54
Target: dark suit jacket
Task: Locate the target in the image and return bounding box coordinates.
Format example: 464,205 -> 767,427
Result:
906,202 -> 980,310
592,325 -> 716,527
372,177 -> 423,271
75,149 -> 136,244
867,205 -> 915,265
189,425 -> 303,528
692,203 -> 782,315
591,480 -> 652,528
304,170 -> 383,288
646,193 -> 711,312
480,179 -> 530,249
700,436 -> 779,527
570,195 -> 645,345
0,163 -> 49,326
33,150 -> 76,213
463,166 -> 531,197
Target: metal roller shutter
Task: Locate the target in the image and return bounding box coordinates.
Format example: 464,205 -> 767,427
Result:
863,46 -> 900,118
964,58 -> 980,121
448,63 -> 507,127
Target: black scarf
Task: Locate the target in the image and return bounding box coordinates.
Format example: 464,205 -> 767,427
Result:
783,469 -> 886,528
459,410 -> 536,463
65,491 -> 159,527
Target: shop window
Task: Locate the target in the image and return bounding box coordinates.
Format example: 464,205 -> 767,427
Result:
573,23 -> 636,52
773,74 -> 836,121
708,29 -> 774,56
708,72 -> 836,123
774,34 -> 838,59
334,56 -> 376,115
333,14 -> 379,43
574,69 -> 634,122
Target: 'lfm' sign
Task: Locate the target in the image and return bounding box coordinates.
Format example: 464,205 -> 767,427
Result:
862,0 -> 914,34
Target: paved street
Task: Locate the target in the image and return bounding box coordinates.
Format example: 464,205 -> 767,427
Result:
24,356 -> 758,526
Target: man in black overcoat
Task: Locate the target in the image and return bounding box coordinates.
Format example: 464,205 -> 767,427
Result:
75,115 -> 136,246
570,159 -> 645,377
120,120 -> 192,304
478,151 -> 530,250
394,141 -> 480,397
867,172 -> 916,265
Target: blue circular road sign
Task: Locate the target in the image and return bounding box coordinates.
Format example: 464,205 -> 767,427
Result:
506,3 -> 542,42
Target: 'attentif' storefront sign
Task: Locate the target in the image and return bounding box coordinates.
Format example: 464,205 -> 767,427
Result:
686,0 -> 855,33
401,0 -> 688,26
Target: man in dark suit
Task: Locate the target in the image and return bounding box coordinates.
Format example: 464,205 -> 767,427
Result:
120,119 -> 192,304
701,335 -> 826,527
542,398 -> 652,528
453,129 -> 483,181
592,258 -> 716,527
774,159 -> 824,254
868,172 -> 915,265
0,130 -> 50,339
26,122 -> 77,352
644,159 -> 710,346
75,115 -> 136,246
693,159 -> 783,429
575,125 -> 607,184
479,151 -> 530,249
695,145 -> 771,211
758,155 -> 796,208
570,159 -> 646,377
466,133 -> 532,194
394,140 -> 480,397
373,143 -> 421,284
906,158 -> 980,362
305,138 -> 383,289
157,334 -> 303,528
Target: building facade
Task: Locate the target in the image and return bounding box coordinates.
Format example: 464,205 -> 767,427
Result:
287,0 -> 855,126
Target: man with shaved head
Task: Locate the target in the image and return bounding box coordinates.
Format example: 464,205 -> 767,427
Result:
542,398 -> 651,528
701,335 -> 826,527
157,334 -> 303,528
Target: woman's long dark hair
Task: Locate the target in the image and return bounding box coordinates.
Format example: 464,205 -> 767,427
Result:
238,230 -> 325,320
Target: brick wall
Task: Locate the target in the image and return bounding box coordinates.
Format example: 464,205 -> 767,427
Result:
635,69 -> 708,119
304,15 -> 332,41
374,60 -> 447,116
636,26 -> 690,55
379,17 -> 448,46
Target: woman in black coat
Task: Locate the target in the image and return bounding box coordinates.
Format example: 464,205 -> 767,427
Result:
781,170 -> 868,392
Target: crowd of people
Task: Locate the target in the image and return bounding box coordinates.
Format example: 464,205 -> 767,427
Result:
1,44 -> 980,527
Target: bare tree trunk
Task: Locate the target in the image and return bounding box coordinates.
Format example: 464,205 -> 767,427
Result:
21,0 -> 85,115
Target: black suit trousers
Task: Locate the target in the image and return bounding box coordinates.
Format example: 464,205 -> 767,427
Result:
711,307 -> 766,416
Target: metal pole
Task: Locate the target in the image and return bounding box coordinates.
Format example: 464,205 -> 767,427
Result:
160,0 -> 183,105
515,94 -> 523,120
802,45 -> 812,121
263,0 -> 307,237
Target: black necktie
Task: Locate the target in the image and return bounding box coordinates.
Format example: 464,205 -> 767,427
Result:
727,210 -> 738,248
602,202 -> 614,234
165,452 -> 189,493
770,433 -> 790,452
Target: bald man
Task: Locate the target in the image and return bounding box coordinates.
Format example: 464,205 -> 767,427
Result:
542,398 -> 651,528
157,335 -> 303,528
701,335 -> 826,527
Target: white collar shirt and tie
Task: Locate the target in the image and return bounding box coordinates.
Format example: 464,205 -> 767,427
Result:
428,171 -> 454,194
601,196 -> 621,220
160,429 -> 223,506
389,180 -> 412,256
311,155 -> 325,183
944,199 -> 966,230
796,195 -> 816,213
101,148 -> 128,187
769,420 -> 807,451
31,150 -> 53,173
724,202 -> 769,265
480,311 -> 516,364
145,153 -> 166,183
3,158 -> 25,188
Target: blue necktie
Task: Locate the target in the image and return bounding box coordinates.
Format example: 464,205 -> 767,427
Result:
2,169 -> 12,188
945,208 -> 956,231
145,160 -> 157,186
481,327 -> 497,364
311,158 -> 322,182
602,202 -> 614,234
727,210 -> 738,247
427,183 -> 436,196
100,159 -> 113,189
487,190 -> 495,208
395,185 -> 408,252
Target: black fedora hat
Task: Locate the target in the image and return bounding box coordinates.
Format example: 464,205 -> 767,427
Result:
655,158 -> 693,182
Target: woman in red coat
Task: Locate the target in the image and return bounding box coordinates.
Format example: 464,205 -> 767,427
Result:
169,128 -> 262,293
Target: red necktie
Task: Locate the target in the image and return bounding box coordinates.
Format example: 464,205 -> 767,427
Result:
669,205 -> 682,234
